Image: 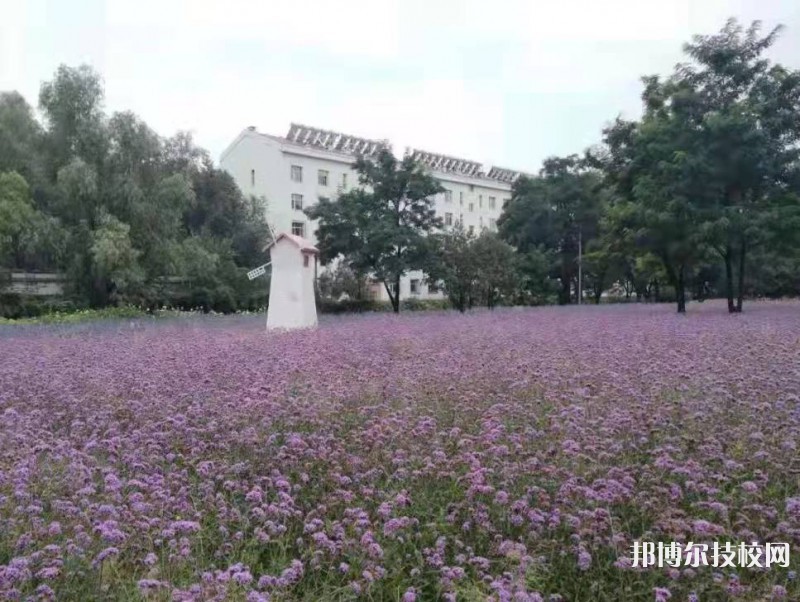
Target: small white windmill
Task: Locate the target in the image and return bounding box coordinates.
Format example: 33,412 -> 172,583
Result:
247,223 -> 319,330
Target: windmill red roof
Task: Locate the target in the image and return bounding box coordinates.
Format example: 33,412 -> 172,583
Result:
264,232 -> 319,254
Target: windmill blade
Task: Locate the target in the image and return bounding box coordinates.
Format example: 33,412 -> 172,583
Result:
247,262 -> 271,280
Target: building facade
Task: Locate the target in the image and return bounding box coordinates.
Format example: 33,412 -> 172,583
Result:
220,124 -> 528,301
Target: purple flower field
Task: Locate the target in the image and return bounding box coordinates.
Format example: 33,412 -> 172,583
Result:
1,301 -> 799,601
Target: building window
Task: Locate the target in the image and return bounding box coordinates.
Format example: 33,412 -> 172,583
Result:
459,191 -> 464,205
479,195 -> 483,209
291,193 -> 303,210
291,165 -> 303,182
504,198 -> 511,207
304,255 -> 310,268
319,196 -> 330,203
428,281 -> 439,294
468,225 -> 475,236
469,184 -> 474,192
444,189 -> 452,203
489,218 -> 497,230
459,213 -> 463,224
341,173 -> 348,189
291,221 -> 305,237
469,202 -> 474,212
318,169 -> 329,186
479,217 -> 484,228
489,196 -> 496,209
250,169 -> 255,187
410,279 -> 420,295
444,212 -> 453,226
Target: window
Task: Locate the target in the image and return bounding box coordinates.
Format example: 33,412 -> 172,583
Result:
459,213 -> 464,224
291,193 -> 303,210
428,281 -> 439,294
291,221 -> 305,237
318,169 -> 329,186
489,218 -> 497,230
410,279 -> 420,295
504,197 -> 511,207
444,212 -> 453,226
303,255 -> 310,268
468,225 -> 475,236
250,169 -> 255,187
459,191 -> 464,205
291,165 -> 303,182
479,217 -> 484,228
489,196 -> 496,210
341,173 -> 348,189
469,184 -> 474,192
444,189 -> 452,203
479,195 -> 483,209
319,196 -> 330,203
469,202 -> 474,212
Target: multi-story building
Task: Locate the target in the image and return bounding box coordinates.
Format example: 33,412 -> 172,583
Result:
220,123 -> 529,301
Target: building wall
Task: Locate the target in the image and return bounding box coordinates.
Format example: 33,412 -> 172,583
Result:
220,128 -> 514,302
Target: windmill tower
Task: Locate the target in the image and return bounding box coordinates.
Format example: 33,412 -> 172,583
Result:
264,233 -> 319,330
247,223 -> 319,330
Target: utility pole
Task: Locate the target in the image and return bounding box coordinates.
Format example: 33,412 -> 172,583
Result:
577,227 -> 582,305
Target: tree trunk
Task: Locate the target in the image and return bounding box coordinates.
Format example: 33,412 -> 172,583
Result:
724,245 -> 735,313
384,279 -> 399,313
676,266 -> 686,314
559,277 -> 570,305
735,239 -> 746,313
654,279 -> 660,303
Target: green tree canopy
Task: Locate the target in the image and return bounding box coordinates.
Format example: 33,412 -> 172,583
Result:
306,148 -> 443,312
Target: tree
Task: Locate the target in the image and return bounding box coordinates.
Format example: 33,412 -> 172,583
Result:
0,172 -> 36,267
89,211 -> 144,304
498,157 -> 603,304
39,64 -> 107,172
0,92 -> 42,183
472,232 -> 518,308
682,20 -> 800,312
306,148 -> 443,312
599,112 -> 706,313
316,264 -> 370,301
423,223 -> 478,312
598,20 -> 800,313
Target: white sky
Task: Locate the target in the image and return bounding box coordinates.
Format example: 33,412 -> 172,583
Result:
1,0 -> 799,173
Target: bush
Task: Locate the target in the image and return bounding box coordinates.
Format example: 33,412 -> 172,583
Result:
0,292 -> 23,319
317,298 -> 385,314
401,297 -> 450,311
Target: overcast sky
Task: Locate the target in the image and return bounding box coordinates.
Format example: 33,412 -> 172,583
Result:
2,0 -> 799,173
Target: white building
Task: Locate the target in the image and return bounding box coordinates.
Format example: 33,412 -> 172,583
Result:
220,123 -> 528,301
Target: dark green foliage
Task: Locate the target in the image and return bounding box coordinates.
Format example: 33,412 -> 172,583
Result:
424,225 -> 519,311
594,19 -> 800,313
0,64 -> 268,313
306,148 -> 443,312
499,156 -> 604,305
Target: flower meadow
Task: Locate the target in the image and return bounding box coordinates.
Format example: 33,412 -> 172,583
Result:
1,302 -> 800,602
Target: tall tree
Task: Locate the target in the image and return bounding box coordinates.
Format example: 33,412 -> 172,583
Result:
687,20 -> 800,311
0,172 -> 36,268
39,65 -> 107,173
0,92 -> 42,184
598,111 -> 706,313
423,223 -> 478,312
472,231 -> 519,309
306,148 -> 443,312
498,156 -> 603,304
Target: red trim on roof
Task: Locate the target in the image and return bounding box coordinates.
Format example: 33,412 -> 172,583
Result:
264,232 -> 319,254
